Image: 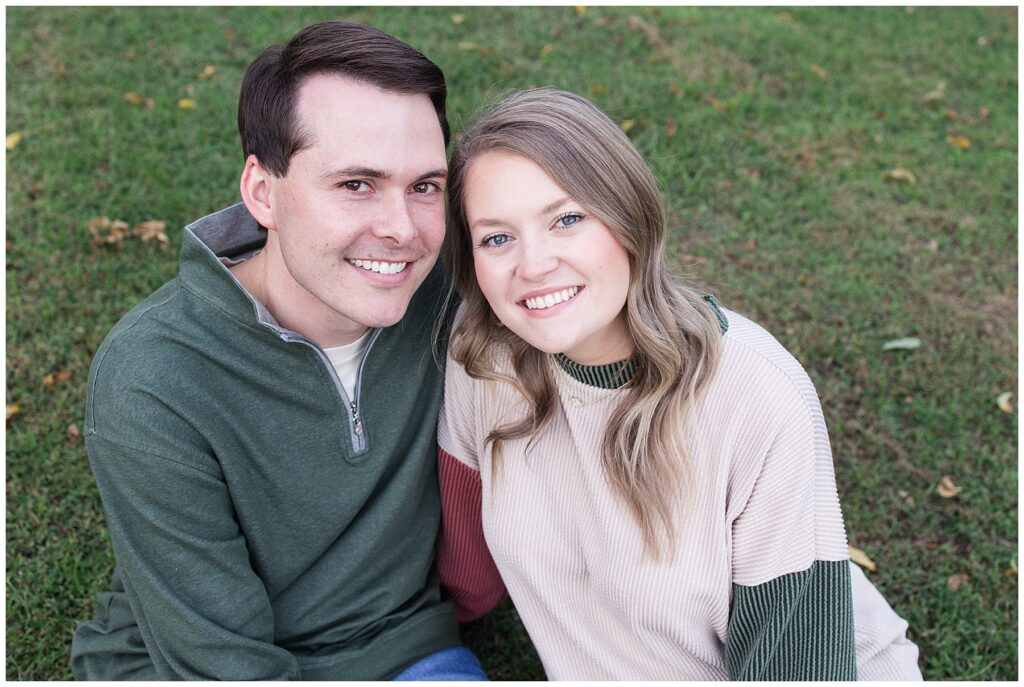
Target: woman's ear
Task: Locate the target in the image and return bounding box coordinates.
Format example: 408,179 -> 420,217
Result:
240,154 -> 278,231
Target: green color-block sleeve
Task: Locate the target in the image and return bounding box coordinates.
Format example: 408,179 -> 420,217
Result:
72,433 -> 300,680
726,560 -> 857,680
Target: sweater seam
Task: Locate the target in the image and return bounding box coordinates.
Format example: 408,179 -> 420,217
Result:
86,431 -> 222,479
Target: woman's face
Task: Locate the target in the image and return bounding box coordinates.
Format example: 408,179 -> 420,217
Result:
463,151 -> 633,365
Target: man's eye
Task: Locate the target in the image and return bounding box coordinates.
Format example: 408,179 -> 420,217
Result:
343,180 -> 369,192
412,181 -> 441,194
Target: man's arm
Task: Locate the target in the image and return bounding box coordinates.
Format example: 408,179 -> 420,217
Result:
80,432 -> 300,680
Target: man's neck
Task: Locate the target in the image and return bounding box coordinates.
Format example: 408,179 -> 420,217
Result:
229,250 -> 369,348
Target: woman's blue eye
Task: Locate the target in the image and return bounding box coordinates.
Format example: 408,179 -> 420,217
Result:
481,234 -> 511,248
556,213 -> 584,228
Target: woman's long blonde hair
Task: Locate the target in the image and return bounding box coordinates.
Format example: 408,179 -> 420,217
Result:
444,89 -> 723,560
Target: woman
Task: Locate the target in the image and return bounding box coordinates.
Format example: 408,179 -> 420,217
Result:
436,89 -> 920,680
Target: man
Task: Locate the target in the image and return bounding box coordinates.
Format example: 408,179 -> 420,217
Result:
71,21 -> 484,680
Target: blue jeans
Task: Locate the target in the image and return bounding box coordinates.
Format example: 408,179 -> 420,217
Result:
392,647 -> 488,681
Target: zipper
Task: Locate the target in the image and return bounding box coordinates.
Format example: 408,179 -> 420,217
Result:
279,328 -> 382,454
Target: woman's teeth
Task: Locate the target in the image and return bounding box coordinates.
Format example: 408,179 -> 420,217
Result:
350,259 -> 407,275
524,286 -> 580,310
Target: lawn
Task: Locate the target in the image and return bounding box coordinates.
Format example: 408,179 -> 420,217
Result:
6,6 -> 1017,680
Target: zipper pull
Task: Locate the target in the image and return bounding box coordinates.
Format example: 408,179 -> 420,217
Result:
350,401 -> 364,436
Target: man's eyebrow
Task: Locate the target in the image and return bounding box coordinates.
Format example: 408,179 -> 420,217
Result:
320,166 -> 389,180
417,169 -> 448,181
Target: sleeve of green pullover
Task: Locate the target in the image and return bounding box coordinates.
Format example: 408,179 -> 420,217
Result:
84,432 -> 301,680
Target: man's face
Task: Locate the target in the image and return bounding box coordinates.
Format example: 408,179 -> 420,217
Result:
260,74 -> 447,343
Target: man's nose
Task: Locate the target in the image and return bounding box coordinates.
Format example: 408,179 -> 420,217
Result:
371,193 -> 417,245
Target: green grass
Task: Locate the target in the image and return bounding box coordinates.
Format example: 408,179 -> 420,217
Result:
6,6 -> 1017,680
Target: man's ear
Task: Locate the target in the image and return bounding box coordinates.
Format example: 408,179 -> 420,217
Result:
240,154 -> 278,231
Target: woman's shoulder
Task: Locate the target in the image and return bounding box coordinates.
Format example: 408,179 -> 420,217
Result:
709,307 -> 824,424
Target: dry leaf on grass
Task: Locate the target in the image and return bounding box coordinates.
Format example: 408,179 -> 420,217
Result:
897,489 -> 916,507
198,64 -> 216,80
849,545 -> 877,572
451,13 -> 465,24
937,475 -> 963,498
946,134 -> 971,150
665,117 -> 677,138
123,91 -> 154,108
7,403 -> 21,421
575,6 -> 586,16
43,370 -> 73,387
947,573 -> 969,592
1006,560 -> 1017,578
589,85 -> 606,96
456,41 -> 477,51
178,98 -> 196,110
882,337 -> 921,351
132,220 -> 170,250
619,119 -> 635,133
996,392 -> 1013,413
884,168 -> 917,184
743,238 -> 757,251
6,131 -> 23,150
67,423 -> 81,442
809,64 -> 828,80
89,217 -> 130,248
921,81 -> 946,103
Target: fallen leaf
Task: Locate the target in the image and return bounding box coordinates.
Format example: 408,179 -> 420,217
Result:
589,84 -> 606,96
776,11 -> 798,26
89,217 -> 130,248
707,96 -> 731,112
798,273 -> 809,285
926,239 -> 939,251
882,337 -> 921,351
619,119 -> 635,133
451,13 -> 465,24
132,220 -> 170,249
936,475 -> 963,498
177,98 -> 196,110
977,35 -> 990,47
884,168 -> 917,184
664,117 -> 677,138
198,64 -> 216,80
996,392 -> 1013,413
946,134 -> 971,150
980,106 -> 991,118
6,131 -> 23,150
743,238 -> 757,251
849,545 -> 877,572
6,403 -> 20,421
223,27 -> 236,41
947,573 -> 969,591
669,84 -> 683,96
1006,560 -> 1017,578
809,63 -> 828,80
921,81 -> 946,103
906,6 -> 915,13
124,91 -> 145,105
55,370 -> 73,383
897,489 -> 916,507
539,44 -> 554,58
945,108 -> 959,120
627,15 -> 682,69
456,41 -> 477,51
575,6 -> 586,16
67,423 -> 81,442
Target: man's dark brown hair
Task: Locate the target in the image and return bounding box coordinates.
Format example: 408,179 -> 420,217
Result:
238,21 -> 449,176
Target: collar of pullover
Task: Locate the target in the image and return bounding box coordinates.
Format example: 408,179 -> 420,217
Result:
552,294 -> 730,390
177,203 -> 282,329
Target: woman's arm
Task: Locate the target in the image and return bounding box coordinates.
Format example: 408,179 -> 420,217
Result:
435,351 -> 507,622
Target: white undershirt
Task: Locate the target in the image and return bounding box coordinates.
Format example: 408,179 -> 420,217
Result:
323,330 -> 372,401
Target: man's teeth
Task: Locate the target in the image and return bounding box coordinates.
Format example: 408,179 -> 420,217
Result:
524,286 -> 581,310
350,259 -> 408,275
